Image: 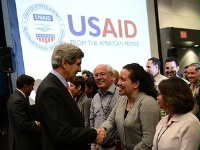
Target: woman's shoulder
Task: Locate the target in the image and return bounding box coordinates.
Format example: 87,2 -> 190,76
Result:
137,92 -> 156,103
115,96 -> 127,107
180,112 -> 199,123
118,95 -> 127,102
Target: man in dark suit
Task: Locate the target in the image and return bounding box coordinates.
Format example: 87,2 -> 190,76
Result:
35,43 -> 106,150
7,75 -> 41,150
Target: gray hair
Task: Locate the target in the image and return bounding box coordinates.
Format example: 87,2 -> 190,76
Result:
93,64 -> 114,74
188,63 -> 199,71
51,43 -> 84,69
107,65 -> 114,74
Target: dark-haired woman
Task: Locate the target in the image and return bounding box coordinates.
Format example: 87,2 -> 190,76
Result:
100,63 -> 161,150
152,77 -> 199,150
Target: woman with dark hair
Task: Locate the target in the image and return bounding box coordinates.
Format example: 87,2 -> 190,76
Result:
84,77 -> 98,127
100,63 -> 161,150
85,77 -> 98,98
152,77 -> 199,150
82,70 -> 93,80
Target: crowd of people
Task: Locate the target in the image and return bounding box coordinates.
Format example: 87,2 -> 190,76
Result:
6,43 -> 199,150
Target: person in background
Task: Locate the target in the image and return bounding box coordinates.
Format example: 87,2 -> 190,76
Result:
187,63 -> 199,118
165,57 -> 190,84
90,64 -> 120,150
29,79 -> 42,105
152,77 -> 199,150
7,74 -> 41,150
100,63 -> 161,150
35,43 -> 106,150
113,70 -> 119,86
146,57 -> 168,118
84,77 -> 98,127
183,65 -> 189,80
146,57 -> 168,91
69,76 -> 88,119
82,70 -> 94,80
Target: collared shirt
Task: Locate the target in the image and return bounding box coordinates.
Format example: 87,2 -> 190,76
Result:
16,88 -> 26,98
190,83 -> 199,115
51,70 -> 68,87
154,73 -> 168,91
90,83 -> 119,129
177,75 -> 190,84
90,83 -> 119,149
190,83 -> 199,97
152,113 -> 199,150
16,88 -> 30,105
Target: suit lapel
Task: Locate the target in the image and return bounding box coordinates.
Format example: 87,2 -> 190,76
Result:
48,73 -> 82,115
15,90 -> 36,120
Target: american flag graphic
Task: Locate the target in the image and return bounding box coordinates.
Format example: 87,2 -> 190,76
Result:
36,34 -> 55,43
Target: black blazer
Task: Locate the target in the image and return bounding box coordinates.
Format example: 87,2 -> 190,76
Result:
35,73 -> 97,150
7,90 -> 38,150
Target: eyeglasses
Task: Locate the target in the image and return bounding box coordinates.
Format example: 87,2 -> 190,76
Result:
94,72 -> 111,78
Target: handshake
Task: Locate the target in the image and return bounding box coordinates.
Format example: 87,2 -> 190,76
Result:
95,128 -> 107,144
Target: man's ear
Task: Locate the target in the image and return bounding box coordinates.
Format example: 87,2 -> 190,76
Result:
155,64 -> 159,69
62,59 -> 70,69
177,66 -> 179,71
110,72 -> 114,79
77,85 -> 81,91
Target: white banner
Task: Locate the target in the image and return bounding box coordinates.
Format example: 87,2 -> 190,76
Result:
15,0 -> 154,80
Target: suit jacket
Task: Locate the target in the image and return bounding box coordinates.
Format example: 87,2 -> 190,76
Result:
7,90 -> 38,150
35,73 -> 97,150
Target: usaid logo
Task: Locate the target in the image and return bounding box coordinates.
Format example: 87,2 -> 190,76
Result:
22,3 -> 65,51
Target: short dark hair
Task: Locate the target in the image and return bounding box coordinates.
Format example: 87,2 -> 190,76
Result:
158,77 -> 194,114
184,65 -> 188,69
148,57 -> 161,69
72,76 -> 85,92
165,57 -> 179,67
123,63 -> 158,99
82,70 -> 93,78
16,75 -> 35,89
85,77 -> 98,96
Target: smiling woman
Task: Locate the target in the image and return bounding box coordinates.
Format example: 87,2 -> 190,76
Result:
100,63 -> 161,150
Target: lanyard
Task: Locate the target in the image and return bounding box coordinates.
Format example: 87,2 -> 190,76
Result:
156,122 -> 173,150
100,87 -> 116,116
92,87 -> 117,121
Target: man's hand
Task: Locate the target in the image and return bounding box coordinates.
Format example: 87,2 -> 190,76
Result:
95,128 -> 106,144
35,121 -> 41,130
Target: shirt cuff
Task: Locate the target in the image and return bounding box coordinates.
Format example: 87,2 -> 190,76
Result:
91,143 -> 96,148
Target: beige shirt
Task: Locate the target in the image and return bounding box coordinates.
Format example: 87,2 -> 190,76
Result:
154,74 -> 168,91
154,74 -> 168,118
190,84 -> 199,115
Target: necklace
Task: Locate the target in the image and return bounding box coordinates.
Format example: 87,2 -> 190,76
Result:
126,102 -> 133,111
